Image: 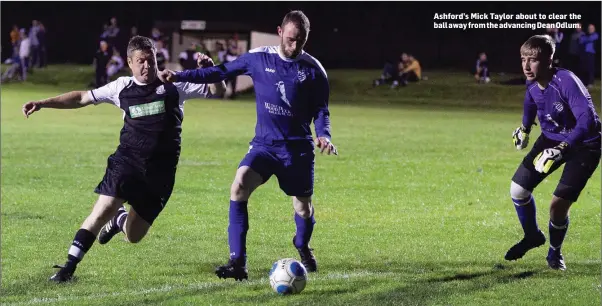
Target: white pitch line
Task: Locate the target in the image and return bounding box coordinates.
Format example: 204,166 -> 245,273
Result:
5,271 -> 396,306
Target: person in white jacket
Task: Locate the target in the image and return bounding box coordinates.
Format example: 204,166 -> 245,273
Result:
18,29 -> 31,81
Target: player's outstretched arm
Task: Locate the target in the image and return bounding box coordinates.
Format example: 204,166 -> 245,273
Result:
161,53 -> 251,84
196,53 -> 227,97
22,91 -> 94,118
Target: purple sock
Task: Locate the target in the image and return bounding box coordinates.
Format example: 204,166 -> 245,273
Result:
549,217 -> 569,251
512,195 -> 540,237
228,200 -> 248,265
294,211 -> 316,249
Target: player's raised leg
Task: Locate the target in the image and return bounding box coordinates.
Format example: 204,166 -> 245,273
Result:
50,195 -> 124,283
98,205 -> 127,244
216,164 -> 266,281
292,196 -> 317,272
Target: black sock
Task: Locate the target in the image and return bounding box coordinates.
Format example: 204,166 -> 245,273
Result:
67,229 -> 96,267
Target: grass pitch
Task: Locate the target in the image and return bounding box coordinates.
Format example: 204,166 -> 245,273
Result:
1,67 -> 600,305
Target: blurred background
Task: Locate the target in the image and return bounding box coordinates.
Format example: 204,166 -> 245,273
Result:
2,2 -> 600,73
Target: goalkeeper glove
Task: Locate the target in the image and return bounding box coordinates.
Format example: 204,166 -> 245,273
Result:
512,125 -> 530,150
534,141 -> 568,174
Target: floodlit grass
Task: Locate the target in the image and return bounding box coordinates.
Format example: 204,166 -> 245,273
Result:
1,66 -> 600,305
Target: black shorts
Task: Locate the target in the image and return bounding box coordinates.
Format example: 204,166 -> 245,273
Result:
512,135 -> 601,202
94,153 -> 177,225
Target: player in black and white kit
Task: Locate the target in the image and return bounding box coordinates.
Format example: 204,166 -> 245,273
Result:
22,36 -> 226,283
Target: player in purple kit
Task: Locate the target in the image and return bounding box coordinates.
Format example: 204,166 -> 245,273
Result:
507,35 -> 601,270
159,10 -> 337,280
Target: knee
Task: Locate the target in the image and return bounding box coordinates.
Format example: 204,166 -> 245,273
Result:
125,234 -> 143,244
510,181 -> 531,201
230,180 -> 249,199
293,198 -> 313,219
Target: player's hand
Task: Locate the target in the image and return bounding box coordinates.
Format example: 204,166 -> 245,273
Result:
512,125 -> 530,150
314,137 -> 338,155
158,69 -> 178,83
533,142 -> 568,174
196,53 -> 214,68
22,101 -> 41,118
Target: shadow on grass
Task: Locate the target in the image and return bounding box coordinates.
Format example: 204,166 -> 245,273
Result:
5,259 -> 600,305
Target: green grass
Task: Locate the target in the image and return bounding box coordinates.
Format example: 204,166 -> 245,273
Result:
1,66 -> 600,305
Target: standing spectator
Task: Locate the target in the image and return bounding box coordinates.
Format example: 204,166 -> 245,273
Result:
28,20 -> 41,72
568,24 -> 584,73
475,52 -> 490,83
100,24 -> 110,41
224,43 -> 239,98
155,40 -> 170,71
106,17 -> 120,50
130,26 -> 138,39
10,25 -> 19,59
179,43 -> 200,70
18,29 -> 31,81
216,41 -> 227,65
37,22 -> 47,68
579,24 -> 599,88
93,41 -> 111,87
151,27 -> 162,42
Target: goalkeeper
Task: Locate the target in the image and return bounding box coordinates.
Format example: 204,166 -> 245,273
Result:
506,34 -> 601,271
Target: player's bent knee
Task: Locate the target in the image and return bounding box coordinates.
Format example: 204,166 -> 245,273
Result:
510,181 -> 531,200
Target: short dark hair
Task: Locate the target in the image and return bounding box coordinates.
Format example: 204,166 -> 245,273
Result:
520,35 -> 555,60
127,35 -> 156,58
281,10 -> 310,34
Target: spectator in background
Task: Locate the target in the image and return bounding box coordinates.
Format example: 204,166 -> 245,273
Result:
106,17 -> 120,50
2,52 -> 23,82
568,24 -> 584,74
546,27 -> 564,67
18,29 -> 31,81
216,41 -> 227,65
155,40 -> 170,71
224,43 -> 239,99
579,24 -> 598,88
179,43 -> 200,70
130,26 -> 138,39
28,20 -> 41,72
475,52 -> 490,83
93,41 -> 111,87
106,48 -> 124,79
391,54 -> 421,89
37,22 -> 47,68
100,24 -> 110,41
151,27 -> 162,42
195,42 -> 212,60
10,25 -> 19,59
373,53 -> 408,87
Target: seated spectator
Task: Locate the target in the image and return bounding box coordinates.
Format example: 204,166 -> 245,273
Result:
391,54 -> 421,88
373,53 -> 409,87
106,48 -> 124,79
2,54 -> 23,82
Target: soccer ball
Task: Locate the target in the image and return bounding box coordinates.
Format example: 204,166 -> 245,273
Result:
268,258 -> 307,295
